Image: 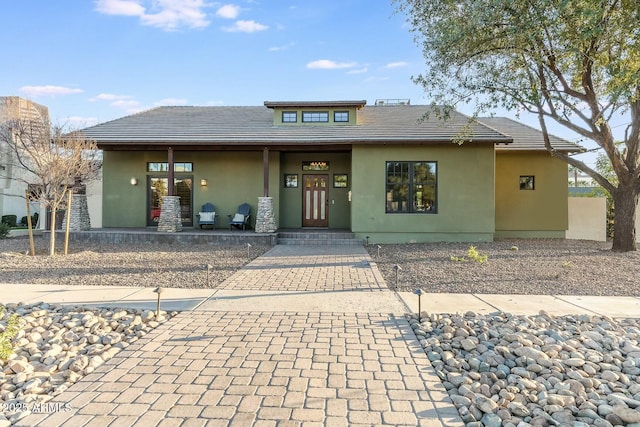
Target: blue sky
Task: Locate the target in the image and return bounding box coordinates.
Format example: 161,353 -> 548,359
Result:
1,0 -> 597,165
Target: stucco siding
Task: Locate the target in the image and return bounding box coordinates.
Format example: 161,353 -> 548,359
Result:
351,144 -> 496,243
495,151 -> 568,237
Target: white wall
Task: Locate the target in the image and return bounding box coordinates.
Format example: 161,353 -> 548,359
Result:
86,170 -> 103,228
0,150 -> 36,222
566,197 -> 607,242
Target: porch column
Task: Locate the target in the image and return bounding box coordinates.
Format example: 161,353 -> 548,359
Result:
61,194 -> 91,231
255,197 -> 277,233
167,147 -> 174,196
157,196 -> 183,232
263,147 -> 269,197
158,146 -> 181,232
255,147 -> 276,233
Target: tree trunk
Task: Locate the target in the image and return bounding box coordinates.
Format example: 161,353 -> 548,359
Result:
611,186 -> 639,252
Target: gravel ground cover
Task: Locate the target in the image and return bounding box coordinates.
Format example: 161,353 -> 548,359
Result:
368,239 -> 640,296
0,236 -> 271,289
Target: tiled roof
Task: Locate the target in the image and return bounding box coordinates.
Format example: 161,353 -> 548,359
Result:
80,105 -> 512,147
479,117 -> 583,152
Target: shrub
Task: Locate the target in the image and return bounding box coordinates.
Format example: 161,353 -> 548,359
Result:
20,213 -> 39,227
1,215 -> 17,227
0,306 -> 22,361
450,245 -> 489,264
0,223 -> 9,239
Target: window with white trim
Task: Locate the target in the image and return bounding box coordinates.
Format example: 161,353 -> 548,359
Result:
282,112 -> 297,123
302,111 -> 329,122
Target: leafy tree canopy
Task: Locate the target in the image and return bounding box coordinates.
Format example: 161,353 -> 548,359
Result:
395,0 -> 640,251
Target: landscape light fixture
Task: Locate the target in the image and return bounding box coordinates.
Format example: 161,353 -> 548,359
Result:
200,179 -> 207,187
393,264 -> 401,289
206,264 -> 213,287
153,287 -> 164,318
413,288 -> 424,317
130,177 -> 138,186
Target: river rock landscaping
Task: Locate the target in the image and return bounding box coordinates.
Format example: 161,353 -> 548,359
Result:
409,310 -> 640,427
0,302 -> 177,425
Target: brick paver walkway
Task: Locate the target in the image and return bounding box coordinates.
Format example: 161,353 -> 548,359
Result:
218,246 -> 387,292
17,245 -> 463,427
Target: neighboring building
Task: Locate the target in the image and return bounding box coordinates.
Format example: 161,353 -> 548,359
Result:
0,96 -> 49,224
568,167 -> 597,187
79,101 -> 581,243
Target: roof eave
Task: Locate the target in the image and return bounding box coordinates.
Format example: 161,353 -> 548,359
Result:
264,100 -> 367,109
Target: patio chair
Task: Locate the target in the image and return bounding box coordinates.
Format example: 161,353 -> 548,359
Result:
228,203 -> 251,230
196,203 -> 217,229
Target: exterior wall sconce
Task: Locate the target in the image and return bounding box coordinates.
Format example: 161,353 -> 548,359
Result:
200,179 -> 208,187
130,177 -> 138,186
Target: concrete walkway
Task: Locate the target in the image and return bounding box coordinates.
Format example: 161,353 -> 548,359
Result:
10,245 -> 640,427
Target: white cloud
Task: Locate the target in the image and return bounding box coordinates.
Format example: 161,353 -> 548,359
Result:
384,61 -> 409,69
95,0 -> 145,16
347,67 -> 368,74
64,116 -> 101,127
20,85 -> 84,97
222,20 -> 268,33
216,4 -> 240,19
306,59 -> 358,70
95,0 -> 211,31
111,99 -> 142,112
88,91 -> 145,113
89,93 -> 133,102
141,1 -> 210,31
154,98 -> 188,106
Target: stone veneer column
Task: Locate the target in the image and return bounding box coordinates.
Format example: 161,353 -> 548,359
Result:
61,194 -> 91,231
157,196 -> 182,232
255,196 -> 277,233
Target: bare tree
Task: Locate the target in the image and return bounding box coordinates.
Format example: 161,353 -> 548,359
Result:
0,118 -> 101,255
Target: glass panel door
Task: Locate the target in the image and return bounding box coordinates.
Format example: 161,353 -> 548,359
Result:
147,177 -> 193,226
302,174 -> 329,227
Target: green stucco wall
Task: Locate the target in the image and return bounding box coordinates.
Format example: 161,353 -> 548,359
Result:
351,144 -> 496,243
102,150 -> 280,229
495,151 -> 568,238
279,152 -> 351,229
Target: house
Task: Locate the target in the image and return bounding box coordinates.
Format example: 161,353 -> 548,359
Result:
79,100 -> 581,243
0,96 -> 49,226
477,117 -> 582,239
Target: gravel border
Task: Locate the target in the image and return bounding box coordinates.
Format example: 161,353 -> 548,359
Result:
367,239 -> 640,296
0,236 -> 271,289
2,237 -> 638,295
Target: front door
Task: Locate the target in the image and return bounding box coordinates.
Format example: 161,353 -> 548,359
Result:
303,174 -> 329,227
